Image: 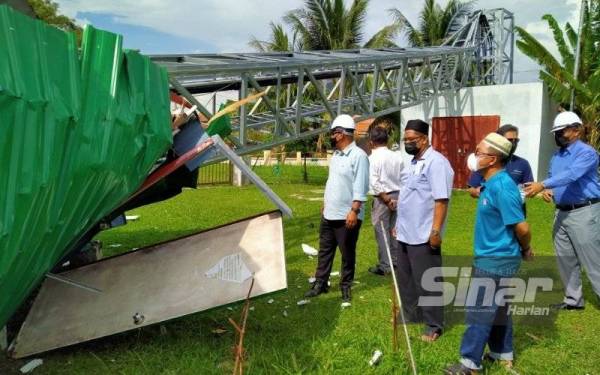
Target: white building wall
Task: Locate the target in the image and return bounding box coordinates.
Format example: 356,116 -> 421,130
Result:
398,82 -> 556,181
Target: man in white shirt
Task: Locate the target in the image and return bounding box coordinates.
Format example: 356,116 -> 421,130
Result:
367,119 -> 404,275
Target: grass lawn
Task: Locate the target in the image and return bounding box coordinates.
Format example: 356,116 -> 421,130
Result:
3,165 -> 600,374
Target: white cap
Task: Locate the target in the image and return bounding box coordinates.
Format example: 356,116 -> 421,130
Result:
330,114 -> 355,130
552,111 -> 582,132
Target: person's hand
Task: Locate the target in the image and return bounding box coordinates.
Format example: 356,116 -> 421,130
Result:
391,227 -> 396,238
524,182 -> 545,198
522,247 -> 534,261
468,187 -> 481,199
346,210 -> 358,229
320,205 -> 324,215
387,199 -> 397,211
541,189 -> 553,203
171,111 -> 188,130
429,229 -> 442,249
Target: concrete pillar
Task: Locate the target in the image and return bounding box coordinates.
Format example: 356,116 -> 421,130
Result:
296,152 -> 302,165
232,156 -> 250,186
263,150 -> 271,166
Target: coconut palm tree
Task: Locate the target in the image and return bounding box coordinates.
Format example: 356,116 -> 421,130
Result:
389,0 -> 474,47
249,0 -> 399,52
515,0 -> 600,148
248,22 -> 295,52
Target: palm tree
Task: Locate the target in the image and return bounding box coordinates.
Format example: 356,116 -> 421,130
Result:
249,0 -> 399,52
515,1 -> 600,148
389,0 -> 474,47
248,22 -> 295,52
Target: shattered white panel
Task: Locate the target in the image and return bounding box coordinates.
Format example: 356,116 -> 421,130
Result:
205,253 -> 252,283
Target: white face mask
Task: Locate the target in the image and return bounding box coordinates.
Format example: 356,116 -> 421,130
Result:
467,153 -> 480,172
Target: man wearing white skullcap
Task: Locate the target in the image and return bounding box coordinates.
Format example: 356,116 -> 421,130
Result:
445,133 -> 533,374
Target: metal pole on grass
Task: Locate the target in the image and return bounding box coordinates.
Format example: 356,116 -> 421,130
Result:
380,221 -> 417,375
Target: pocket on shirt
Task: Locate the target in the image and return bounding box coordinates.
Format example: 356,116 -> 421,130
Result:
408,176 -> 429,190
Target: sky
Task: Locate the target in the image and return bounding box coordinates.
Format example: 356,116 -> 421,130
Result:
55,0 -> 583,83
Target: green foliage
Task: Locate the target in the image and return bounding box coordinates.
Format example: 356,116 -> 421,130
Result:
250,0 -> 399,52
515,1 -> 600,149
389,0 -> 474,47
28,0 -> 82,42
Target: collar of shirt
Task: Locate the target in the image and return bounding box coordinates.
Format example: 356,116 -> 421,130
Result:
370,146 -> 388,155
335,141 -> 357,156
410,146 -> 433,164
558,140 -> 582,156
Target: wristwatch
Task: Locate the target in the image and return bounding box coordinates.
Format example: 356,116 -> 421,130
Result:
351,207 -> 361,214
431,229 -> 440,237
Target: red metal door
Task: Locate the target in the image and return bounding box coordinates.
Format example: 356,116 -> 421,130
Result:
431,116 -> 500,188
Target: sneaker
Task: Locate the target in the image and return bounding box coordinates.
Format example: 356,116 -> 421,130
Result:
304,280 -> 329,298
550,302 -> 584,310
341,287 -> 352,302
443,363 -> 478,374
483,353 -> 513,369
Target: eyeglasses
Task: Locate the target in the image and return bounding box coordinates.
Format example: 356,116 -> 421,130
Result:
506,138 -> 519,143
475,151 -> 497,158
403,135 -> 424,143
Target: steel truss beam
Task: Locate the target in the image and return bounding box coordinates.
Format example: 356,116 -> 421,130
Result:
151,8 -> 514,156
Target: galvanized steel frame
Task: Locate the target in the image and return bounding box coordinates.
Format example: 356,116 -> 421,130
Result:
150,8 -> 514,156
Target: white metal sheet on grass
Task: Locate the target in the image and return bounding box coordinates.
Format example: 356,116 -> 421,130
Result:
11,211 -> 286,358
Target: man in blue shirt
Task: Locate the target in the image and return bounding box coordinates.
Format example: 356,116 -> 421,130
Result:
525,111 -> 600,310
305,114 -> 370,303
445,133 -> 533,375
467,124 -> 533,199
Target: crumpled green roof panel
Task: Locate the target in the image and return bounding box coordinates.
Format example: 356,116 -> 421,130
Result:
0,5 -> 172,327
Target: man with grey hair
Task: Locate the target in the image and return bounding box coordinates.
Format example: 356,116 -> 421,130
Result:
525,111 -> 600,310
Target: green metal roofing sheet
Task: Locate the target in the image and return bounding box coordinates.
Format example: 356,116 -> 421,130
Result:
0,5 -> 172,327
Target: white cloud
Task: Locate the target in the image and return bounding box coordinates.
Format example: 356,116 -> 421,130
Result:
55,0 -> 581,82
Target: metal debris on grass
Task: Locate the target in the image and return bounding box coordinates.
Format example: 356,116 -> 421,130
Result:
368,350 -> 382,366
330,271 -> 339,277
341,302 -> 351,308
301,244 -> 318,256
267,299 -> 274,304
126,215 -> 140,221
297,299 -> 310,306
19,359 -> 43,373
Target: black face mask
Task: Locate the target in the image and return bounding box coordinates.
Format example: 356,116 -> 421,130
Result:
554,131 -> 569,148
404,141 -> 419,155
509,141 -> 518,155
330,134 -> 339,148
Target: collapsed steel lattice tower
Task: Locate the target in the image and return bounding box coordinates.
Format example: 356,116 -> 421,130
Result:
151,8 -> 514,156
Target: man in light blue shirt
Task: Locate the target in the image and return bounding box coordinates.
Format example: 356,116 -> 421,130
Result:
305,114 -> 369,303
394,119 -> 454,342
525,111 -> 600,310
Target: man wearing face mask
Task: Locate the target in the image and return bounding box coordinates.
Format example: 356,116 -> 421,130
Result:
524,111 -> 600,311
445,133 -> 533,375
467,125 -> 533,200
394,119 -> 454,342
305,114 -> 370,303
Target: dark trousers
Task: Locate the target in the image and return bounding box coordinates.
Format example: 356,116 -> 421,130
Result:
395,241 -> 444,331
315,218 -> 362,289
